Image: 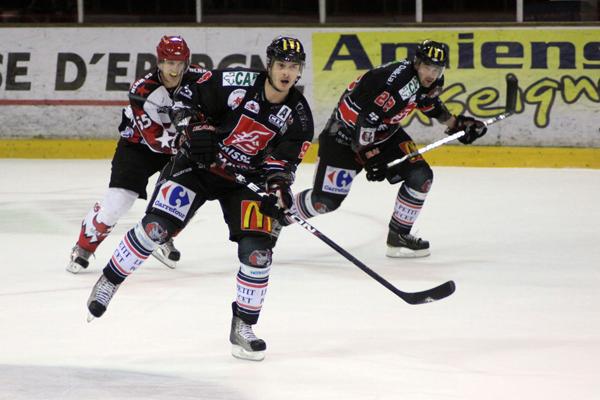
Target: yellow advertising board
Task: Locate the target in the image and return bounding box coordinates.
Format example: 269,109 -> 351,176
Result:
313,29 -> 599,141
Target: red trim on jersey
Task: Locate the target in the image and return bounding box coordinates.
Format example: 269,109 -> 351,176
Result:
338,98 -> 359,126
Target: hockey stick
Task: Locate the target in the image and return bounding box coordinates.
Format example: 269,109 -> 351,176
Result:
387,73 -> 519,169
235,173 -> 456,305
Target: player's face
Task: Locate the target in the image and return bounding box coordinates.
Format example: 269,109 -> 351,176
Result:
416,61 -> 444,88
158,60 -> 186,86
268,60 -> 301,92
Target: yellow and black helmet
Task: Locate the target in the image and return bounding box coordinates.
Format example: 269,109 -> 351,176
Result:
415,40 -> 449,67
266,36 -> 306,66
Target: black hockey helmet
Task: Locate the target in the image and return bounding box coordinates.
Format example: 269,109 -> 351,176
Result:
415,40 -> 449,67
266,36 -> 306,67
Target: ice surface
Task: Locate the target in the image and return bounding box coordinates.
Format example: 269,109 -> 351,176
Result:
1,159 -> 599,400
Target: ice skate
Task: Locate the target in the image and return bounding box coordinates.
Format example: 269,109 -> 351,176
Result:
66,245 -> 93,274
151,238 -> 180,269
386,231 -> 430,258
230,315 -> 266,361
86,275 -> 120,322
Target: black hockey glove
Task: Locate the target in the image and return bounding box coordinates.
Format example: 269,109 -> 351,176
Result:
258,166 -> 294,221
364,154 -> 388,182
447,115 -> 488,145
180,123 -> 219,168
169,105 -> 194,134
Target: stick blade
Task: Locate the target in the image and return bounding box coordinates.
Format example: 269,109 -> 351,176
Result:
505,73 -> 518,114
401,280 -> 456,305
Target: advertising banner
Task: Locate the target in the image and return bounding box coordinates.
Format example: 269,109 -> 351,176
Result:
1,27 -> 598,146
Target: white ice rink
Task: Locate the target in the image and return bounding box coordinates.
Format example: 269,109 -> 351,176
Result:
1,159 -> 599,400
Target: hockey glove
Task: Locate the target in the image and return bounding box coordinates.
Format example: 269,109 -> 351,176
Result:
169,104 -> 194,134
258,165 -> 294,221
180,123 -> 219,168
447,115 -> 487,144
364,153 -> 388,182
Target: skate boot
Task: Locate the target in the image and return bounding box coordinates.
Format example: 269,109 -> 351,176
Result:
66,245 -> 93,274
386,230 -> 430,258
151,238 -> 180,269
86,275 -> 120,322
229,315 -> 266,361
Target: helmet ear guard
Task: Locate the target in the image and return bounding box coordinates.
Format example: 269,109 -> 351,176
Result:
415,39 -> 449,68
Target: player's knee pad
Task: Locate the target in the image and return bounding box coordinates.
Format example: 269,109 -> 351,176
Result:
238,236 -> 273,268
404,163 -> 434,193
140,213 -> 179,245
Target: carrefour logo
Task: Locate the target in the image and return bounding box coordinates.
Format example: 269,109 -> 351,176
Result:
152,180 -> 196,221
322,166 -> 356,195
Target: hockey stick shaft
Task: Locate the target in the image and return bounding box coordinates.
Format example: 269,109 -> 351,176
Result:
387,73 -> 519,169
236,174 -> 456,305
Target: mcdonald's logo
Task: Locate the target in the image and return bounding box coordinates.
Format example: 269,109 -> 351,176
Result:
241,200 -> 272,233
283,38 -> 301,53
399,141 -> 423,163
427,46 -> 446,62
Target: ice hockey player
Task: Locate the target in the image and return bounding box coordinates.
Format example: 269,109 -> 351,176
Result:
286,39 -> 487,258
84,36 -> 314,362
66,35 -> 206,273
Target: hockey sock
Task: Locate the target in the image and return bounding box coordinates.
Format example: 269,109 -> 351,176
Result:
77,188 -> 138,253
77,202 -> 114,253
234,263 -> 271,325
103,222 -> 159,284
389,185 -> 427,234
293,189 -> 323,220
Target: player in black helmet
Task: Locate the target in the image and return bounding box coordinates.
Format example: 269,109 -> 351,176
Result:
286,39 -> 487,258
84,36 -> 314,362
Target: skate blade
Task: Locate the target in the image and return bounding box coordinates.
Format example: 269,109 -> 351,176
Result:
66,261 -> 82,274
231,345 -> 265,361
86,312 -> 95,323
151,249 -> 177,269
386,246 -> 430,258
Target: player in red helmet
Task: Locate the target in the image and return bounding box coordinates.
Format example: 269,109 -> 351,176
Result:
84,36 -> 314,363
66,35 -> 204,273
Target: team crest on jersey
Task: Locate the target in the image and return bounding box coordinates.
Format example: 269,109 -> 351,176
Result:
322,166 -> 356,195
224,115 -> 276,155
152,180 -> 196,221
241,200 -> 272,233
227,89 -> 247,110
222,71 -> 259,87
244,100 -> 260,114
399,76 -> 420,100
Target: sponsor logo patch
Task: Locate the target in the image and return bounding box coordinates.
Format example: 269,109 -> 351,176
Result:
224,115 -> 276,155
244,100 -> 260,114
322,166 -> 356,195
222,71 -> 259,86
399,76 -> 419,100
152,181 -> 196,221
227,88 -> 246,110
241,200 -> 272,233
268,105 -> 292,129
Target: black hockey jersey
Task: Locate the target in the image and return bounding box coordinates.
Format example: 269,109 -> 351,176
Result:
123,65 -> 206,155
331,60 -> 450,150
174,68 -> 314,175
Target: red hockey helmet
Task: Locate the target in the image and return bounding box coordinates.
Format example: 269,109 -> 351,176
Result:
156,35 -> 190,62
